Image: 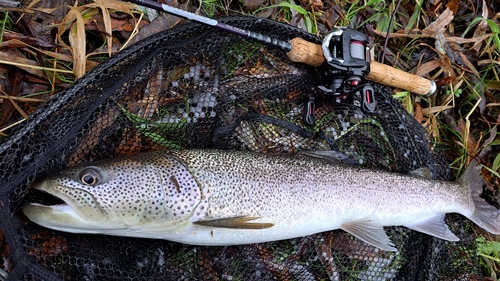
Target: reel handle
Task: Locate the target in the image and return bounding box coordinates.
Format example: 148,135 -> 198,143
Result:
286,37 -> 436,96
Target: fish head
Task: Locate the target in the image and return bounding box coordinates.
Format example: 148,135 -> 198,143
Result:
22,153 -> 203,234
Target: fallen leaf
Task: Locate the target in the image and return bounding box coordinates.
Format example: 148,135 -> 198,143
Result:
415,59 -> 442,76
0,50 -> 46,77
0,66 -> 24,127
299,0 -> 323,10
422,7 -> 455,37
414,102 -> 423,123
90,0 -> 113,56
88,0 -> 144,40
372,29 -> 492,44
458,52 -> 480,77
482,79 -> 500,91
473,0 -> 489,52
421,105 -> 454,115
0,32 -> 60,48
244,0 -> 267,12
128,16 -> 178,46
55,4 -> 85,78
439,55 -> 456,77
435,76 -> 456,86
0,39 -> 99,72
110,16 -> 146,32
0,1 -> 59,17
68,5 -> 86,78
445,0 -> 459,15
444,34 -> 493,44
433,29 -> 447,55
480,124 -> 497,150
323,5 -> 343,29
84,12 -> 108,35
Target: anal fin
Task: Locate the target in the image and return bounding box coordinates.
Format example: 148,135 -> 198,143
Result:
404,215 -> 459,241
193,216 -> 274,229
341,217 -> 397,252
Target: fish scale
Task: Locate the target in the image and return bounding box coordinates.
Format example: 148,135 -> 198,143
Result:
23,149 -> 499,251
174,150 -> 467,219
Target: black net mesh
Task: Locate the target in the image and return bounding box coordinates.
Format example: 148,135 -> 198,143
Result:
0,16 -> 487,280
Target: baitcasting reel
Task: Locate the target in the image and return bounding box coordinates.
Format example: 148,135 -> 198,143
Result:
320,27 -> 370,94
304,27 -> 377,126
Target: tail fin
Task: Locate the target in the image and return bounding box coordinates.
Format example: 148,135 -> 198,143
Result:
462,160 -> 500,234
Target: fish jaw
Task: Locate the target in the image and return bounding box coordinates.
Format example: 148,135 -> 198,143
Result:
22,179 -> 119,232
22,203 -> 126,233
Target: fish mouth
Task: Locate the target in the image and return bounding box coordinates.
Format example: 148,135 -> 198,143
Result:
22,180 -> 113,233
24,178 -> 78,210
25,186 -> 67,207
23,187 -> 77,218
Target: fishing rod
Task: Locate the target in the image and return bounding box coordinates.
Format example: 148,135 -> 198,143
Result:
126,0 -> 436,97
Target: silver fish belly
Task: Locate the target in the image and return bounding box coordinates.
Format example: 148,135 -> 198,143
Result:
22,150 -> 500,251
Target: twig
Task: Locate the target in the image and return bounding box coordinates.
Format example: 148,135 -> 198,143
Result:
0,95 -> 46,102
381,0 -> 402,64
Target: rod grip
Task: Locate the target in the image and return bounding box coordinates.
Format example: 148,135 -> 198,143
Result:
367,61 -> 436,96
286,38 -> 436,96
286,37 -> 325,67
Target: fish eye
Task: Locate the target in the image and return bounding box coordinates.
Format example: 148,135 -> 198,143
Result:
78,168 -> 101,186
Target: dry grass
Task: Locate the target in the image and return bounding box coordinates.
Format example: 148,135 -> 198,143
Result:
1,0 -> 497,170
0,0 -> 498,274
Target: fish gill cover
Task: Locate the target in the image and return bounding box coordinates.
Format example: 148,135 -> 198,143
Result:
0,15 -> 486,281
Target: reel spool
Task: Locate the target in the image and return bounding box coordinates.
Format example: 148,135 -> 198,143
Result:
319,27 -> 371,95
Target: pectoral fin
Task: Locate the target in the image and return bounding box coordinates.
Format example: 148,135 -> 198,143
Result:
404,215 -> 459,241
193,216 -> 274,229
341,217 -> 397,251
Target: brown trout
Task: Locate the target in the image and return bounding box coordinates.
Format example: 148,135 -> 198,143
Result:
22,150 -> 499,251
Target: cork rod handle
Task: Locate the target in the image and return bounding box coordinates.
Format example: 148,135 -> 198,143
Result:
287,37 -> 325,68
286,38 -> 436,96
366,61 -> 436,96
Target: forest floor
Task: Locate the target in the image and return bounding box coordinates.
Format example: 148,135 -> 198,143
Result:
0,0 -> 499,277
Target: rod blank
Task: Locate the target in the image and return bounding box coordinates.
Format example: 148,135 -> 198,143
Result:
127,0 -> 436,96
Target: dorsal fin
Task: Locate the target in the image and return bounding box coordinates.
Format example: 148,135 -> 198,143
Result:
301,150 -> 359,166
408,167 -> 433,179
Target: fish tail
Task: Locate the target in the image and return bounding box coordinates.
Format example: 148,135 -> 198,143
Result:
462,160 -> 500,235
